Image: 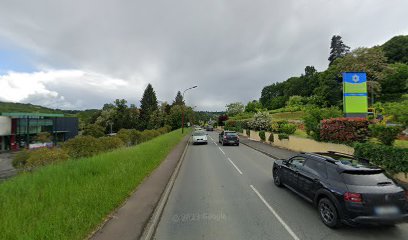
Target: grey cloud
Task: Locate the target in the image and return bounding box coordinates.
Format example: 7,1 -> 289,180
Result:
1,0 -> 407,110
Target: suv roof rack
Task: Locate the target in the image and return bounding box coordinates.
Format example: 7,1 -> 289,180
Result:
327,151 -> 355,157
304,152 -> 338,164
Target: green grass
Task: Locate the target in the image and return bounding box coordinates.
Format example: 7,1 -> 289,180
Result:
394,139 -> 408,148
293,129 -> 308,138
0,129 -> 190,240
271,111 -> 304,120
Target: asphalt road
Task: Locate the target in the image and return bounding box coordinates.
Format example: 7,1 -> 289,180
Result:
154,131 -> 408,240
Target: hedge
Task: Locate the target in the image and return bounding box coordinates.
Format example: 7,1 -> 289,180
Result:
14,127 -> 172,169
320,118 -> 369,143
354,143 -> 408,173
259,131 -> 266,141
271,120 -> 296,135
369,124 -> 402,146
225,119 -> 246,133
26,148 -> 69,168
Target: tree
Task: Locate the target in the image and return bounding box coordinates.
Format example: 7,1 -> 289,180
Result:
245,100 -> 262,113
218,114 -> 228,126
172,91 -> 185,106
316,47 -> 388,106
328,35 -> 350,66
83,124 -> 105,138
225,102 -> 244,116
286,96 -> 305,107
166,105 -> 193,130
95,108 -> 115,132
260,82 -> 286,109
140,84 -> 158,129
380,63 -> 408,101
382,35 -> 408,64
384,95 -> 408,127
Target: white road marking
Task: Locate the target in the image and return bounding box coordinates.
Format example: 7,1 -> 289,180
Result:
250,185 -> 300,240
214,142 -> 218,146
227,158 -> 243,175
209,136 -> 214,141
218,147 -> 225,155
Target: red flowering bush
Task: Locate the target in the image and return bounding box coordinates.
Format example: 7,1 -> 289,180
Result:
320,118 -> 370,143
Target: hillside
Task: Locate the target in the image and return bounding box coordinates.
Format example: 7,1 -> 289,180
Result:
0,101 -> 63,114
0,101 -> 99,123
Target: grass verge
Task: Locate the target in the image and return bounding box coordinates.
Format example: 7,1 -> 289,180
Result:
0,129 -> 190,240
271,111 -> 304,120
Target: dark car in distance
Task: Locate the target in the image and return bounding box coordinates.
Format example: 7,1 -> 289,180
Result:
206,125 -> 214,131
219,131 -> 239,146
272,151 -> 408,228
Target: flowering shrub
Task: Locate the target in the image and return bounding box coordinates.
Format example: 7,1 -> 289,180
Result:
320,118 -> 369,143
248,111 -> 271,130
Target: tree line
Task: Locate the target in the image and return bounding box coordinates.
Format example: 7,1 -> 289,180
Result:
83,84 -> 194,137
260,35 -> 408,110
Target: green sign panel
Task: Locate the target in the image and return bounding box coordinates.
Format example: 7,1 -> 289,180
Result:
343,72 -> 368,115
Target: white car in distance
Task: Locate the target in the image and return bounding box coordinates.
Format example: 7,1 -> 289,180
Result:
192,131 -> 208,145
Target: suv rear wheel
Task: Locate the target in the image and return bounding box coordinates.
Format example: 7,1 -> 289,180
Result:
318,198 -> 341,228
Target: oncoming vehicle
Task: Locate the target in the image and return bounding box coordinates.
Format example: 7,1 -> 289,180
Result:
192,131 -> 208,145
272,151 -> 408,228
206,125 -> 214,131
219,131 -> 239,146
194,127 -> 203,131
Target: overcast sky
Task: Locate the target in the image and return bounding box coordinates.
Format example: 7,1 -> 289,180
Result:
0,0 -> 407,111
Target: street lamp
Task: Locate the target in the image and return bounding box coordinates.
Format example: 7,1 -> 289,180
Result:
182,86 -> 197,133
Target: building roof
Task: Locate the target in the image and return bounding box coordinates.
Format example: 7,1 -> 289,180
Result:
0,112 -> 64,117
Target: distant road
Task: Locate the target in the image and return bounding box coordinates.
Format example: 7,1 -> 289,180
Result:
154,131 -> 408,240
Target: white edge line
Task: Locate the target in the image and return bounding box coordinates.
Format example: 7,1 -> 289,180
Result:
250,185 -> 300,240
227,158 -> 243,175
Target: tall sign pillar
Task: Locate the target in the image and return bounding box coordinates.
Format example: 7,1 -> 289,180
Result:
343,72 -> 368,118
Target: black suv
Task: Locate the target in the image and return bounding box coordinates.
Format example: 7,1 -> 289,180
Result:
272,151 -> 408,228
219,131 -> 239,146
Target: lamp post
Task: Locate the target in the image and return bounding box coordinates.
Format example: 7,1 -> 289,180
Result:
182,86 -> 197,133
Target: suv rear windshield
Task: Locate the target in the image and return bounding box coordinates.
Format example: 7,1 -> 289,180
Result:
342,172 -> 393,186
193,132 -> 206,136
225,132 -> 237,136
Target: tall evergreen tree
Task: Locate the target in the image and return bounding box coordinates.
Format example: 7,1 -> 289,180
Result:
172,91 -> 185,106
328,35 -> 350,66
140,84 -> 158,129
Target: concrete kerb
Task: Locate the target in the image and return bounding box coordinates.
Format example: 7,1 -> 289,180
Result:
240,140 -> 281,160
140,137 -> 190,240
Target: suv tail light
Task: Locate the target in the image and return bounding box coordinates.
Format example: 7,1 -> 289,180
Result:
344,192 -> 363,203
223,136 -> 227,139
